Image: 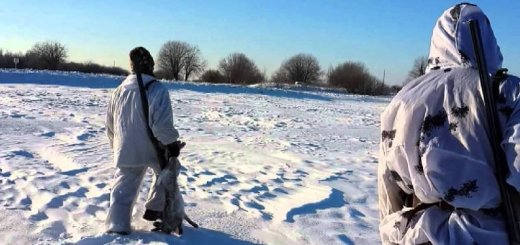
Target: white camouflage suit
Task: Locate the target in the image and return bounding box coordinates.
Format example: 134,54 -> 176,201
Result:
379,3 -> 520,245
105,73 -> 179,233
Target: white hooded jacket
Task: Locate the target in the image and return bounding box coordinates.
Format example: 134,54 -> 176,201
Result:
379,4 -> 520,245
106,74 -> 179,169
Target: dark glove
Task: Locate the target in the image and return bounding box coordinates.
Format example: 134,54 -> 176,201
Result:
166,141 -> 186,158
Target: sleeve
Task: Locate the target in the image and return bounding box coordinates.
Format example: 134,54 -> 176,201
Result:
106,90 -> 115,149
499,76 -> 520,191
378,150 -> 405,220
148,85 -> 179,145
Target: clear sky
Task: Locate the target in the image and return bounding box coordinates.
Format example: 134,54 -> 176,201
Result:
0,0 -> 518,85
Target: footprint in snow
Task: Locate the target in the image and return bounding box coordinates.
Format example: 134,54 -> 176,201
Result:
76,131 -> 97,141
40,131 -> 56,137
8,150 -> 34,159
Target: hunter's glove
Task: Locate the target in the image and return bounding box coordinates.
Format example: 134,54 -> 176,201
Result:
166,141 -> 186,158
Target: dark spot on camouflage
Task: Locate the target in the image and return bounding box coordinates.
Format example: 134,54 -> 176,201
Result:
390,170 -> 403,182
444,179 -> 479,202
421,109 -> 448,135
393,221 -> 401,229
444,68 -> 452,73
382,129 -> 396,148
500,107 -> 513,117
382,130 -> 396,141
451,105 -> 469,118
419,146 -> 426,157
460,50 -> 470,64
415,164 -> 424,174
449,122 -> 458,131
431,66 -> 440,70
407,184 -> 414,190
450,4 -> 463,21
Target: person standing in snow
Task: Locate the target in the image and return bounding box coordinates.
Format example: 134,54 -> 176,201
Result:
105,47 -> 183,235
379,3 -> 520,244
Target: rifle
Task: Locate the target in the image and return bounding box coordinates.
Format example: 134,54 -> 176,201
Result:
469,19 -> 520,244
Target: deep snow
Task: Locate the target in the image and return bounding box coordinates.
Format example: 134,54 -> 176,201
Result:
0,69 -> 389,244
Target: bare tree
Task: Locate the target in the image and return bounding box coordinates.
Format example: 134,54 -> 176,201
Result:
26,41 -> 67,70
182,46 -> 206,81
405,56 -> 428,84
157,41 -> 191,80
219,53 -> 264,84
271,54 -> 321,84
157,41 -> 206,81
328,61 -> 388,95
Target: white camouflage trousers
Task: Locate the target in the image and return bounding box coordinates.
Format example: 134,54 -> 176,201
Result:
105,166 -> 165,233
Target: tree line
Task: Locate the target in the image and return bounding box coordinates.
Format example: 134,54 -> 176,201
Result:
1,40 -> 431,95
156,41 -> 391,95
0,41 -> 128,76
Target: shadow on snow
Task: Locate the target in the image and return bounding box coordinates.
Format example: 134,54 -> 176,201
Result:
285,188 -> 345,223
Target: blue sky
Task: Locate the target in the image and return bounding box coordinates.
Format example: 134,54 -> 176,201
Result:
0,0 -> 518,85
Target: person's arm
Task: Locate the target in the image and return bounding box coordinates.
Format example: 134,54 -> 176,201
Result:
499,76 -> 520,191
378,158 -> 405,220
106,91 -> 115,149
148,84 -> 180,146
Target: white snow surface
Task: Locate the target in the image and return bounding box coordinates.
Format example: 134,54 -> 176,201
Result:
0,69 -> 389,244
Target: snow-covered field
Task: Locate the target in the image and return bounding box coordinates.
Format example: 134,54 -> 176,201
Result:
0,69 -> 390,244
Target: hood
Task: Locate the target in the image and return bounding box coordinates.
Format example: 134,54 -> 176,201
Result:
426,3 -> 503,74
122,74 -> 156,87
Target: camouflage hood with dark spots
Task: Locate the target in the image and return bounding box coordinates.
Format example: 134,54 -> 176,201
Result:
426,3 -> 503,75
378,4 -> 520,245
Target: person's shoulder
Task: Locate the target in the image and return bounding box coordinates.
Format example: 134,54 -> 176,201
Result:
505,73 -> 520,83
499,71 -> 520,90
496,71 -> 520,104
147,79 -> 171,96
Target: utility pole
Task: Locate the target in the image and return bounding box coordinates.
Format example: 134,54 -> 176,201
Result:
382,69 -> 386,85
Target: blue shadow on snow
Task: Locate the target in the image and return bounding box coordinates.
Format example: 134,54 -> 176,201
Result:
285,188 -> 346,223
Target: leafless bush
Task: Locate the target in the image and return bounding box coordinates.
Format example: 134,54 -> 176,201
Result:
218,53 -> 264,84
26,41 -> 67,70
60,61 -> 129,76
328,61 -> 388,95
157,41 -> 206,81
271,54 -> 322,84
199,69 -> 225,83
